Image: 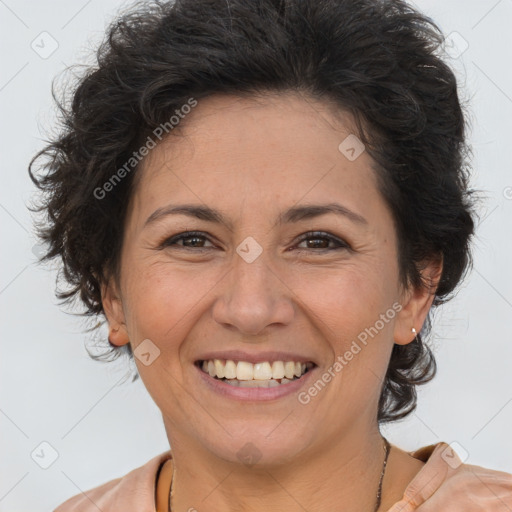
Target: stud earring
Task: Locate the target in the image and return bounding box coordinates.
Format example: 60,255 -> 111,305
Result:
411,327 -> 417,335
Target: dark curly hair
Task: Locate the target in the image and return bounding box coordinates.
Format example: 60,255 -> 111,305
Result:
28,0 -> 476,423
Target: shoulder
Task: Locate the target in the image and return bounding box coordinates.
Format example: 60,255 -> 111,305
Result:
53,450 -> 172,512
388,442 -> 512,511
395,441 -> 463,503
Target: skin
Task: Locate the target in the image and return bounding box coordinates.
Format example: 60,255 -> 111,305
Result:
103,92 -> 442,512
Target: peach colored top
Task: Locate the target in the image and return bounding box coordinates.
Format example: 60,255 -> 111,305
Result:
54,442 -> 463,512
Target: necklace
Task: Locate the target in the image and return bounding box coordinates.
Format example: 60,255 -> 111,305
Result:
169,437 -> 392,512
374,437 -> 391,512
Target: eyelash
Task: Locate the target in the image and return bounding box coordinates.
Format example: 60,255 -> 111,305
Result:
159,231 -> 349,252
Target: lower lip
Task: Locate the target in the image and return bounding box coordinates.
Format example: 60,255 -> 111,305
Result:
195,364 -> 317,401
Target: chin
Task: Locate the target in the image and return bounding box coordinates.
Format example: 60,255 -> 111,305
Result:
202,426 -> 313,467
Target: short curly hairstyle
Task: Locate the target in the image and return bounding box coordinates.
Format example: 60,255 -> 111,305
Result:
29,0 -> 476,423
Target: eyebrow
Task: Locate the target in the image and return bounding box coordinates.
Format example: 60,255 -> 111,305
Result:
144,202 -> 368,229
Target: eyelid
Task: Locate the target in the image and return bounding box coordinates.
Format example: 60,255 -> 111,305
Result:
294,231 -> 350,250
159,230 -> 350,252
159,230 -> 217,250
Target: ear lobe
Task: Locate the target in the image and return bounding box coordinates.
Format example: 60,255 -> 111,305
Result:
393,256 -> 443,346
101,277 -> 130,347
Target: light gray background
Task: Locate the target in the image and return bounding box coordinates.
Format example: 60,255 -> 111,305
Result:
1,0 -> 511,510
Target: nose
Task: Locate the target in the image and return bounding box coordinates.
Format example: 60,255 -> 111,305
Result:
211,249 -> 295,338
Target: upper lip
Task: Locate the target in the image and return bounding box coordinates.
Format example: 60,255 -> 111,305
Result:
195,350 -> 317,365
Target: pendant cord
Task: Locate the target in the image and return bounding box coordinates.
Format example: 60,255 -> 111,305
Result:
374,436 -> 391,512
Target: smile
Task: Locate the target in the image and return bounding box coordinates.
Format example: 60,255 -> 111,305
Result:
195,359 -> 316,398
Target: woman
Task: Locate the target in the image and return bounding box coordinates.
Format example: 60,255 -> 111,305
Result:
29,0 -> 512,510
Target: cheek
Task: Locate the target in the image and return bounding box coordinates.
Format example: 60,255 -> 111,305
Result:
120,260 -> 202,348
295,263 -> 392,333
293,265 -> 398,403
119,262 -> 204,407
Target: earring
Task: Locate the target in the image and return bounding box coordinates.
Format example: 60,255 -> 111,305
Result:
411,327 -> 417,335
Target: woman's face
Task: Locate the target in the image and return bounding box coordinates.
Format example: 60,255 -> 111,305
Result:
104,93 -> 434,465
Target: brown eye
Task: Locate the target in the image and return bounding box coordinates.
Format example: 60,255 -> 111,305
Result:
295,232 -> 349,251
161,231 -> 215,250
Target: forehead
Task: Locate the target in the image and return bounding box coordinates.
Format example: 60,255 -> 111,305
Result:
167,92 -> 359,157
127,92 -> 385,229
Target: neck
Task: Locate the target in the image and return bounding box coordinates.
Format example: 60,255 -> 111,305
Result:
167,424 -> 390,512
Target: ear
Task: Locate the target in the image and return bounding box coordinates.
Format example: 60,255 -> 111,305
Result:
393,255 -> 443,345
101,276 -> 130,347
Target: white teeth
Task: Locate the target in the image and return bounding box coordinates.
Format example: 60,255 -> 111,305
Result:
239,379 -> 270,388
253,362 -> 273,380
236,361 -> 254,381
284,361 -> 295,379
271,361 -> 285,379
224,360 -> 237,379
236,378 -> 287,388
208,360 -> 216,377
199,358 -> 313,382
214,359 -> 225,379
